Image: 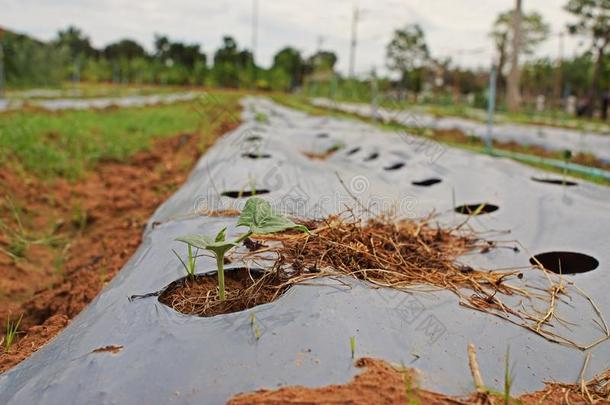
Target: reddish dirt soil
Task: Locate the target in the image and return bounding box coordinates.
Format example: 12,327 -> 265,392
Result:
0,119 -> 238,372
229,358 -> 454,405
158,267 -> 286,317
230,357 -> 609,405
432,129 -> 610,172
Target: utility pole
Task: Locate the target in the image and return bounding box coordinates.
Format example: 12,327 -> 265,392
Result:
486,64 -> 497,152
370,67 -> 378,122
252,0 -> 258,62
506,0 -> 522,112
348,5 -> 360,78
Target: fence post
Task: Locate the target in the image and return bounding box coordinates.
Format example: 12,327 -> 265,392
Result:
0,43 -> 5,100
371,69 -> 378,123
485,64 -> 497,152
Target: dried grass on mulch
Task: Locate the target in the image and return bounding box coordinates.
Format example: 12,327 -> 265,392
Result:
164,209 -> 609,351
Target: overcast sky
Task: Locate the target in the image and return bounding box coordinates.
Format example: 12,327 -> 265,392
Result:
1,0 -> 591,76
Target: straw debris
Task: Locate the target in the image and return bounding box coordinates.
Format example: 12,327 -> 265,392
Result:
161,211 -> 610,351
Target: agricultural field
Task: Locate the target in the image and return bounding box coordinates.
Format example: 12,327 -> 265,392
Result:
1,0 -> 610,403
0,91 -> 242,369
1,90 -> 608,404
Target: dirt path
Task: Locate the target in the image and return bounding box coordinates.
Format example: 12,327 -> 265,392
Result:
0,119 -> 238,372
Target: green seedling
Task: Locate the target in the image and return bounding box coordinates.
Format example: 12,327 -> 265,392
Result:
255,112 -> 268,123
471,203 -> 487,216
350,336 -> 356,359
400,362 -> 420,405
3,314 -> 23,353
503,347 -> 515,405
172,243 -> 199,280
175,197 -> 308,301
326,141 -> 346,154
236,197 -> 309,238
250,313 -> 261,340
71,201 -> 89,232
236,177 -> 258,199
562,149 -> 572,187
176,228 -> 237,300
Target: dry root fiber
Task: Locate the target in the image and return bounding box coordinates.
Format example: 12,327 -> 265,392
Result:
162,212 -> 610,351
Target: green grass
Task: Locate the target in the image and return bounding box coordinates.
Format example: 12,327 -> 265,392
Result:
338,95 -> 609,135
423,103 -> 608,134
254,112 -> 268,123
0,196 -> 65,260
6,82 -> 182,100
3,314 -> 22,353
0,92 -> 240,179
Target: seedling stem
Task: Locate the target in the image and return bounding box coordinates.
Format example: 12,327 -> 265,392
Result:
216,254 -> 226,301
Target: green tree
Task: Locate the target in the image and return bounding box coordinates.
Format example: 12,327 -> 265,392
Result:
55,26 -> 96,59
272,47 -> 304,90
490,10 -> 550,92
211,36 -> 255,88
306,50 -> 337,72
212,36 -> 239,87
103,39 -> 147,60
154,34 -> 206,69
565,0 -> 610,116
1,29 -> 66,86
385,24 -> 429,91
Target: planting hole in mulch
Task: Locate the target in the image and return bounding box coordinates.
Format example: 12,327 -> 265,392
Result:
346,146 -> 361,155
364,152 -> 379,161
454,203 -> 499,215
158,268 -> 289,317
316,133 -> 329,138
531,177 -> 578,187
412,178 -> 442,187
157,212 -> 604,347
383,162 -> 405,171
530,251 -> 599,274
242,152 -> 272,159
245,135 -> 263,142
221,189 -> 270,198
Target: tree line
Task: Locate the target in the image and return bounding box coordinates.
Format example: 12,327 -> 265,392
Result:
0,0 -> 608,117
0,26 -> 336,92
382,0 -> 609,116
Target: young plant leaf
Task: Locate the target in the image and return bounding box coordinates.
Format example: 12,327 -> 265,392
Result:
175,235 -> 215,250
176,233 -> 237,257
237,197 -> 309,234
204,240 -> 238,257
215,227 -> 227,242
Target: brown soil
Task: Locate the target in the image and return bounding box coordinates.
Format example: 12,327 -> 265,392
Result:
230,357 -> 610,405
158,267 -> 288,317
0,118 -> 239,372
302,146 -> 341,160
432,128 -> 610,172
229,358 -> 453,405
